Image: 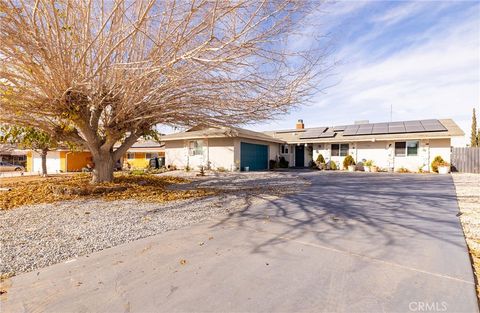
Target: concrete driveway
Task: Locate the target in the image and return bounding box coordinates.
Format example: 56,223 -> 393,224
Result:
1,172 -> 477,312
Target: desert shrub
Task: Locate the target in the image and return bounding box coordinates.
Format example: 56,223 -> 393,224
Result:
269,159 -> 277,169
278,156 -> 289,168
343,155 -> 356,169
431,155 -> 446,173
316,154 -> 325,164
364,160 -> 373,167
329,161 -> 337,170
216,167 -> 227,172
396,167 -> 410,173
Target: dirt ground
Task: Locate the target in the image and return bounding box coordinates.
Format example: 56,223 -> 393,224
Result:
452,173 -> 480,298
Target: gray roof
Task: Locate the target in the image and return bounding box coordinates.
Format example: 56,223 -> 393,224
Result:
264,119 -> 464,144
161,126 -> 285,143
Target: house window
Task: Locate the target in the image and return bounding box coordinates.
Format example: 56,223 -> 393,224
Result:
281,145 -> 289,154
189,140 -> 203,156
407,141 -> 419,156
145,152 -> 159,159
331,144 -> 349,156
395,141 -> 419,157
127,152 -> 135,159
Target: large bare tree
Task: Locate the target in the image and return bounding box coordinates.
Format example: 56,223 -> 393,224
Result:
0,0 -> 328,182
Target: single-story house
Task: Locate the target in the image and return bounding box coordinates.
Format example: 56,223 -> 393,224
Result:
0,144 -> 27,166
161,126 -> 284,171
26,140 -> 165,174
162,118 -> 464,172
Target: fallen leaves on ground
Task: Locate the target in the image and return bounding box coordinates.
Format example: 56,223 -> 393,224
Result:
0,173 -> 218,210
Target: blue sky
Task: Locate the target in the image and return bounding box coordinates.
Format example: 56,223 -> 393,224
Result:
248,0 -> 480,144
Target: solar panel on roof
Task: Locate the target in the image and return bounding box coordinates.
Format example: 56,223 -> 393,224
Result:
333,125 -> 347,132
318,132 -> 336,138
423,124 -> 447,131
371,127 -> 389,134
420,119 -> 439,125
343,126 -> 359,136
405,125 -> 425,133
356,128 -> 373,135
389,122 -> 404,127
298,127 -> 327,139
404,120 -> 422,126
388,125 -> 406,133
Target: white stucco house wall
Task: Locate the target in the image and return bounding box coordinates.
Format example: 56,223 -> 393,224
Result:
163,119 -> 464,172
162,126 -> 284,171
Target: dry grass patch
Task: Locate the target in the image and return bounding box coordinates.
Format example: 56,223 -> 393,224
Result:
0,173 -> 217,210
452,173 -> 480,298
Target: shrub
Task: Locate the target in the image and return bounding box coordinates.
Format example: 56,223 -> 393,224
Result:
329,161 -> 337,170
308,160 -> 317,169
130,169 -> 146,176
396,167 -> 410,173
431,155 -> 446,173
216,167 -> 227,172
364,160 -> 373,167
278,156 -> 289,168
343,155 -> 356,169
316,154 -> 325,164
269,159 -> 277,170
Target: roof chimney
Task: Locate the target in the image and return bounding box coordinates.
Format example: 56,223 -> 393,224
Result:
296,119 -> 304,129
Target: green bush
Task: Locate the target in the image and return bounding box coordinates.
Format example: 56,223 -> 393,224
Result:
431,155 -> 445,173
269,159 -> 277,170
316,154 -> 325,164
278,156 -> 289,168
329,161 -> 337,170
343,155 -> 356,169
364,160 -> 373,167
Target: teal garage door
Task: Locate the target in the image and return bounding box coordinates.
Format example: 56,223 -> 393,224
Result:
240,142 -> 268,171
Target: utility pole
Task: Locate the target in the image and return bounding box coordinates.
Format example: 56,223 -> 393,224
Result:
390,104 -> 393,122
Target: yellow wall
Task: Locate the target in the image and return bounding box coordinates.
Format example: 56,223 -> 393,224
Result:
125,152 -> 150,169
26,151 -> 33,172
66,152 -> 93,172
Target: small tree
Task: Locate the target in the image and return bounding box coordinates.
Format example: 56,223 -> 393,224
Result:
471,108 -> 478,147
0,125 -> 57,176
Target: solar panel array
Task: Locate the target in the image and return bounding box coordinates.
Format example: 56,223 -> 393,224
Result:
299,127 -> 336,139
341,119 -> 447,136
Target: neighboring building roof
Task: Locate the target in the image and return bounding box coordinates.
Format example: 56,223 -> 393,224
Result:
264,119 -> 464,144
161,126 -> 286,144
0,144 -> 26,156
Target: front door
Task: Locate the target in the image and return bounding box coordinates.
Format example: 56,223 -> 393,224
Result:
295,145 -> 305,167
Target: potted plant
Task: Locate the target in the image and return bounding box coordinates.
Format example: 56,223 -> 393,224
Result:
431,155 -> 448,173
363,160 -> 373,172
316,154 -> 326,170
437,161 -> 451,174
343,155 -> 356,172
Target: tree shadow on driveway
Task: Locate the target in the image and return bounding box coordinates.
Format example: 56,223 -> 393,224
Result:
211,172 -> 466,269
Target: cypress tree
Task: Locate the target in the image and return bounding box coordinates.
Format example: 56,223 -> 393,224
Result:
471,108 -> 478,147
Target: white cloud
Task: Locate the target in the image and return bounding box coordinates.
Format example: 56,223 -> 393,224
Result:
253,2 -> 480,147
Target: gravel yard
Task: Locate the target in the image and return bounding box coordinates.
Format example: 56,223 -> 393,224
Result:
0,171 -> 308,278
452,173 -> 480,297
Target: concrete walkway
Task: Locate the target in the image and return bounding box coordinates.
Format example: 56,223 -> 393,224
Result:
1,172 -> 477,312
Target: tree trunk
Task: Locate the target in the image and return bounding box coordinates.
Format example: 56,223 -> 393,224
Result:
40,149 -> 48,177
91,152 -> 115,183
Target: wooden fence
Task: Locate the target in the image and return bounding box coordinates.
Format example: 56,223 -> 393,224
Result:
451,147 -> 480,173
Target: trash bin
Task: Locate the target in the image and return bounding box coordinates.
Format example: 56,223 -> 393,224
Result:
158,157 -> 165,168
149,158 -> 159,169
